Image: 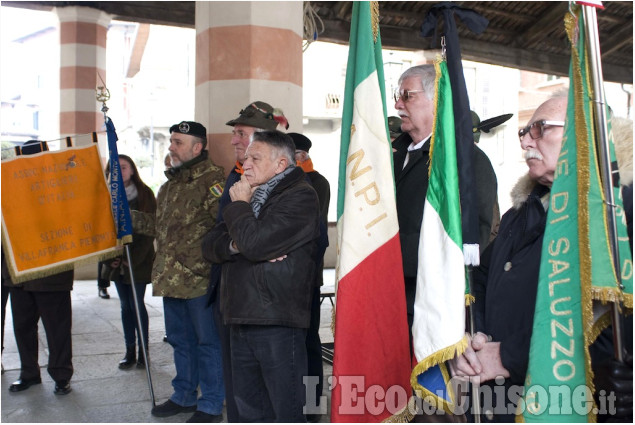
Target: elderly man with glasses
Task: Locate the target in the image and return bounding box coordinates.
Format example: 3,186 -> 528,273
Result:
448,96 -> 569,421
392,64 -> 499,351
452,95 -> 635,422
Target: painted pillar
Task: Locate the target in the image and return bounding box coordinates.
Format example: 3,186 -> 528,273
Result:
55,6 -> 111,138
194,1 -> 303,175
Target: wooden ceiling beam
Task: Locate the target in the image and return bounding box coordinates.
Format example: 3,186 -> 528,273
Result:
333,1 -> 351,20
516,2 -> 569,48
601,24 -> 633,57
468,3 -> 534,24
318,20 -> 632,84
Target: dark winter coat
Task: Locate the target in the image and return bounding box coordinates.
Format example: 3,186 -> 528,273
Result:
471,175 -> 549,422
203,166 -> 320,328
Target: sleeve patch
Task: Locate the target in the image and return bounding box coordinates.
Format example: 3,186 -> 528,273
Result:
209,183 -> 223,198
209,182 -> 224,198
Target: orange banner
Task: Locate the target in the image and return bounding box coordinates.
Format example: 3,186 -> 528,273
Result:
1,144 -> 118,282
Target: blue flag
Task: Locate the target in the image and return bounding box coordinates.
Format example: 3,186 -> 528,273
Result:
105,118 -> 133,244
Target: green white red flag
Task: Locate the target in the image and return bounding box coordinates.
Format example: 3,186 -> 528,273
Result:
331,1 -> 411,422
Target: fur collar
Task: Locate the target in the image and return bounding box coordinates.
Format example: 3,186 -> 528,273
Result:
510,174 -> 550,211
612,117 -> 633,187
510,174 -> 537,210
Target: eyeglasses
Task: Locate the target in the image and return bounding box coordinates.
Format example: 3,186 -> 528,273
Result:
394,89 -> 425,103
518,120 -> 565,141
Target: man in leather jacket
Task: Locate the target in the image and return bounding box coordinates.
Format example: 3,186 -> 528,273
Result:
203,130 -> 320,422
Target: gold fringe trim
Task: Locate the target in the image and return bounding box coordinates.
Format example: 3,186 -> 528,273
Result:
370,1 -> 379,43
428,58 -> 444,179
410,335 -> 469,414
566,8 -> 597,421
381,395 -> 417,423
6,247 -> 121,284
589,310 -> 612,345
592,286 -> 630,306
465,293 -> 475,306
330,304 -> 336,336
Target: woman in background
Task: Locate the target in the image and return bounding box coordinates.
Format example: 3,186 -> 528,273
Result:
103,155 -> 157,369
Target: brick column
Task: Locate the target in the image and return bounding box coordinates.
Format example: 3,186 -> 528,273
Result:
55,6 -> 111,138
194,1 -> 303,175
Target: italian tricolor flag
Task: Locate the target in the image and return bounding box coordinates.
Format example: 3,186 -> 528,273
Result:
331,1 -> 411,422
411,60 -> 467,413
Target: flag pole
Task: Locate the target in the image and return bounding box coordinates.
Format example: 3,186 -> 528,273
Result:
97,84 -> 157,405
466,267 -> 481,423
581,4 -> 624,362
124,245 -> 156,406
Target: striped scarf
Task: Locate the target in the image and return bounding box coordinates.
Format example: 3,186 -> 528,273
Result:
250,166 -> 295,218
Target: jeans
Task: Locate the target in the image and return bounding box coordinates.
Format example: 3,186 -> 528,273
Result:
163,295 -> 224,415
231,324 -> 308,422
114,281 -> 148,347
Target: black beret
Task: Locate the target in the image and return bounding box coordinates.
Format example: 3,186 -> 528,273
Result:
169,121 -> 207,139
288,132 -> 312,152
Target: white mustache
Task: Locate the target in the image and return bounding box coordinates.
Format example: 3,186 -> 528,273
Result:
524,149 -> 543,161
398,112 -> 408,118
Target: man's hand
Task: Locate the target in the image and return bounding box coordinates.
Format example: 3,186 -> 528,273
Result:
473,339 -> 510,382
268,255 -> 288,263
448,332 -> 487,379
229,175 -> 255,202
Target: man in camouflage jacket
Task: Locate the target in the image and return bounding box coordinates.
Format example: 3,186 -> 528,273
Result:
132,121 -> 226,422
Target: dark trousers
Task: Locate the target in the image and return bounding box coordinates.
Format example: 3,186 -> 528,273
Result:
114,281 -> 148,347
97,262 -> 110,289
231,324 -> 308,423
212,295 -> 240,422
2,285 -> 8,352
306,285 -> 323,411
9,286 -> 73,382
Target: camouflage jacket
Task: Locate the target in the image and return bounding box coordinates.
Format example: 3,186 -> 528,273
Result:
132,152 -> 224,298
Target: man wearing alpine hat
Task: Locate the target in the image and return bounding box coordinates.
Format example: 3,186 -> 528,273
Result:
203,102 -> 287,421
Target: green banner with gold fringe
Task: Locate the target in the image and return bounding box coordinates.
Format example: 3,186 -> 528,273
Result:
521,7 -> 632,422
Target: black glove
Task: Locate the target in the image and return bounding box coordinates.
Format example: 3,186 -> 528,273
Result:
608,355 -> 633,421
596,354 -> 633,422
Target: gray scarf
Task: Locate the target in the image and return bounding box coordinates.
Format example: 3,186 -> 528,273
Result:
125,183 -> 138,201
250,166 -> 295,218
